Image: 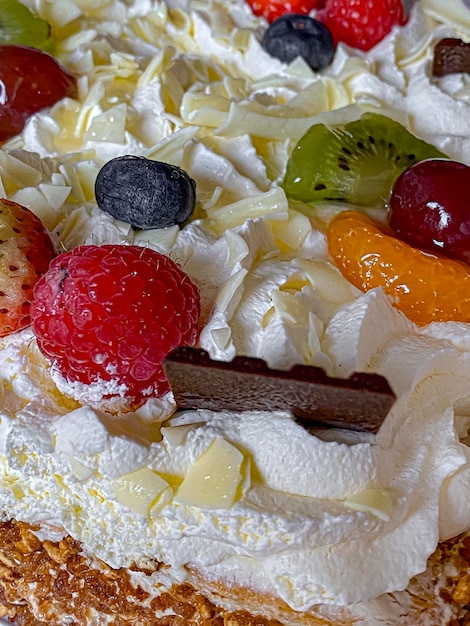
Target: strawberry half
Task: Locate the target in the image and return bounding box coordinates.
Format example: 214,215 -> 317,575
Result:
317,0 -> 406,51
247,0 -> 325,24
0,199 -> 56,337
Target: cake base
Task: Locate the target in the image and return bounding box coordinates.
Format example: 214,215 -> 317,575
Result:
0,520 -> 469,625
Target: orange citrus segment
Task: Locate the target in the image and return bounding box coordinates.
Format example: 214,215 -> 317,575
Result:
327,211 -> 470,326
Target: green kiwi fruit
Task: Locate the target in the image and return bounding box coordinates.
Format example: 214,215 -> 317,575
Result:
0,0 -> 50,49
282,112 -> 448,207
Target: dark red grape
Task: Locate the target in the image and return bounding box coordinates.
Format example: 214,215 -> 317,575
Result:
0,45 -> 76,143
389,159 -> 470,264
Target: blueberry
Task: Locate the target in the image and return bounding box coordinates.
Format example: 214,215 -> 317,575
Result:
261,14 -> 335,72
95,156 -> 196,230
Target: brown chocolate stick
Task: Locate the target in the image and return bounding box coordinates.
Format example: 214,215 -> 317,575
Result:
163,347 -> 395,433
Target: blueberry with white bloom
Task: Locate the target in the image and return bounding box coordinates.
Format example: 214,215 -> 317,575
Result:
261,14 -> 335,72
95,156 -> 196,230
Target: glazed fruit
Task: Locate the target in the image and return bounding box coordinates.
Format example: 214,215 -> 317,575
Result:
95,156 -> 196,230
283,113 -> 447,206
389,159 -> 470,264
0,199 -> 56,338
246,0 -> 324,23
327,210 -> 470,326
317,0 -> 406,51
31,245 -> 200,408
0,45 -> 76,144
0,0 -> 50,49
261,14 -> 335,71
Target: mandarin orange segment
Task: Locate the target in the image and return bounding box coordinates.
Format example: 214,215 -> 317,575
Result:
327,210 -> 470,326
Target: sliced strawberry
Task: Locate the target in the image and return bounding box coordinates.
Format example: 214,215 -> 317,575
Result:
247,0 -> 325,24
317,0 -> 406,51
0,199 -> 56,337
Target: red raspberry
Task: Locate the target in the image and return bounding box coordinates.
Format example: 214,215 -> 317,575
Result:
0,199 -> 56,337
317,0 -> 406,51
31,245 -> 200,410
246,0 -> 325,24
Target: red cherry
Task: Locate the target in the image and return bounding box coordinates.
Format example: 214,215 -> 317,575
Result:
0,45 -> 76,143
389,159 -> 470,264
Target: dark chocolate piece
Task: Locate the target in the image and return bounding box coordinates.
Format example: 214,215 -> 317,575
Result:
433,38 -> 470,77
163,347 -> 396,433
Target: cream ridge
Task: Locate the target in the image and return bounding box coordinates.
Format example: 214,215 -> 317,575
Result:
1,0 -> 470,616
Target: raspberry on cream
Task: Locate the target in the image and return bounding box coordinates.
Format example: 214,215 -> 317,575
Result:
0,0 -> 470,624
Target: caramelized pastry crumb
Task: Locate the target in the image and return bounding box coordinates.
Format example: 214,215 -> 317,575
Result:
0,519 -> 469,625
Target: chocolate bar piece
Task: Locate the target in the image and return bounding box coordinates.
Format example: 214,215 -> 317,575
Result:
163,347 -> 396,433
433,38 -> 470,77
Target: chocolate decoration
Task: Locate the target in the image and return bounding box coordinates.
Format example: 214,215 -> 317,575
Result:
163,347 -> 396,433
433,38 -> 470,77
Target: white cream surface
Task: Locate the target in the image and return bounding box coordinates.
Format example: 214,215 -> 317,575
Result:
1,0 -> 470,616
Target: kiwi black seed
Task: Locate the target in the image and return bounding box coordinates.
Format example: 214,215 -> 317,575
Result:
282,112 -> 448,207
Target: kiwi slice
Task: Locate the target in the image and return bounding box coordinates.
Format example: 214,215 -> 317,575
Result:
282,112 -> 448,207
0,0 -> 50,49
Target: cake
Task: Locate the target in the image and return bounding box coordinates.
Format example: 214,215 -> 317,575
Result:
0,0 -> 470,624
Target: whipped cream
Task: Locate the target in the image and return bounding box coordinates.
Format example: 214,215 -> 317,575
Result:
1,0 -> 470,617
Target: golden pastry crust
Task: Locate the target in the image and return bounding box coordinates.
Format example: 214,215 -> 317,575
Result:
0,520 -> 469,625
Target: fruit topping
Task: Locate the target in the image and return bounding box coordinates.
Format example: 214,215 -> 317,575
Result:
282,113 -> 447,206
327,210 -> 470,326
0,199 -> 56,338
433,38 -> 470,77
163,346 -> 396,433
246,0 -> 324,24
389,159 -> 470,264
95,156 -> 196,230
0,0 -> 50,49
261,14 -> 335,71
0,45 -> 76,144
317,0 -> 406,51
31,245 -> 200,409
